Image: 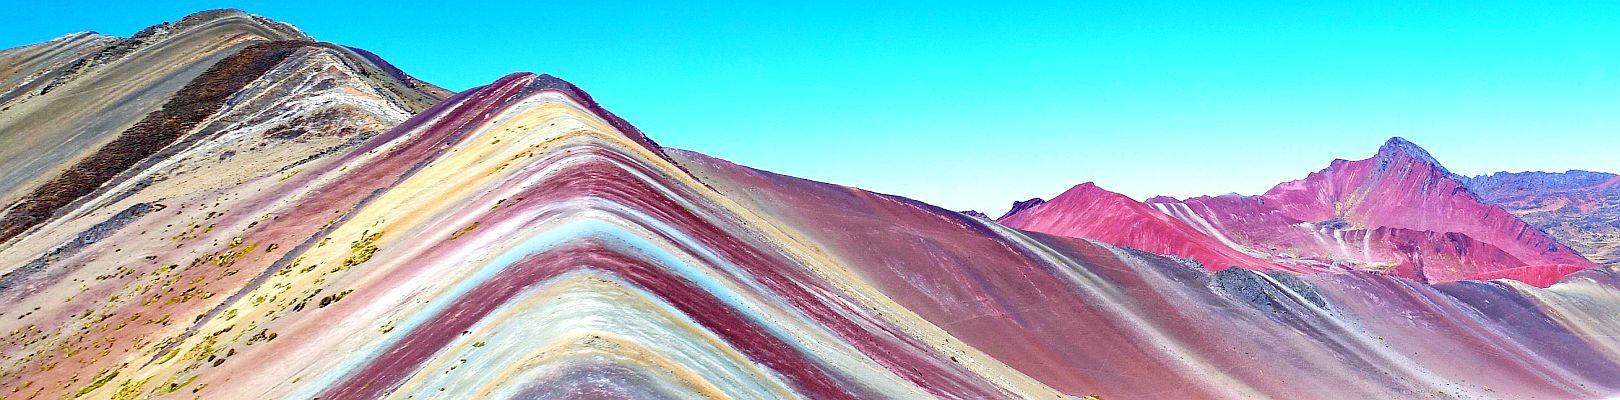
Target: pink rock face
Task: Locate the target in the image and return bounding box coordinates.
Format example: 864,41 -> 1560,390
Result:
1469,264 -> 1593,288
1149,192 -> 1535,282
1365,227 -> 1531,281
998,182 -> 1295,273
1004,138 -> 1596,286
1259,138 -> 1593,270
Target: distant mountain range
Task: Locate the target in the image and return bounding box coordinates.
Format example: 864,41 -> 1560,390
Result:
1465,170 -> 1620,268
3,10 -> 1618,399
1000,137 -> 1612,287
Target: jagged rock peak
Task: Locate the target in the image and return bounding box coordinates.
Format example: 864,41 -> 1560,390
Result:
1374,136 -> 1451,174
1467,169 -> 1617,185
999,197 -> 1047,220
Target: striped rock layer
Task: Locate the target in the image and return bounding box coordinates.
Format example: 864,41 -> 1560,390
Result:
0,11 -> 1618,400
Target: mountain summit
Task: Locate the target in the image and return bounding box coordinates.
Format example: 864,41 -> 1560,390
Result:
1260,136 -> 1594,272
1373,136 -> 1449,174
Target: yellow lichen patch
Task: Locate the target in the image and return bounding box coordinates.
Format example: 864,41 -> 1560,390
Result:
155,374 -> 198,395
169,223 -> 213,241
181,334 -> 219,366
72,367 -> 120,398
1360,261 -> 1398,272
339,231 -> 382,268
110,376 -> 149,400
317,289 -> 354,308
448,221 -> 479,240
244,329 -> 278,345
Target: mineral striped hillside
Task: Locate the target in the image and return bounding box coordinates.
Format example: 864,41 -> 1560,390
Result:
2,10 -> 1617,400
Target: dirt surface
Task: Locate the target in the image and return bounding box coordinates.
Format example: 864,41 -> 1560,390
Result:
0,41 -> 312,242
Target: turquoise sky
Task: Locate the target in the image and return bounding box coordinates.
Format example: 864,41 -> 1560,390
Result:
7,2 -> 1618,215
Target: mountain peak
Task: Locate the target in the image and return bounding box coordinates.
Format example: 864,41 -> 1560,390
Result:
116,8 -> 306,47
1000,182 -> 1131,220
494,72 -> 666,157
1065,181 -> 1100,193
179,8 -> 250,20
1375,136 -> 1446,167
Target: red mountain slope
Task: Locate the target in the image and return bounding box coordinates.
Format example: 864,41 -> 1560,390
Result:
1259,137 -> 1593,269
997,182 -> 1304,273
1004,138 -> 1595,285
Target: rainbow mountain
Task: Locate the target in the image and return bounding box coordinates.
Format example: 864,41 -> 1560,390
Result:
1,10 -> 1618,400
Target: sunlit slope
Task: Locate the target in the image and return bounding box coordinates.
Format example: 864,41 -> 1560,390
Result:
0,72 -> 1066,399
676,147 -> 1620,399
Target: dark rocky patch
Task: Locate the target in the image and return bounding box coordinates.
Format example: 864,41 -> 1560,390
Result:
1212,267 -> 1329,316
0,202 -> 158,296
0,41 -> 313,243
999,197 -> 1045,219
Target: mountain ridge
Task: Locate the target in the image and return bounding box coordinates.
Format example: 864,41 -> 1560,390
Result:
1466,169 -> 1620,268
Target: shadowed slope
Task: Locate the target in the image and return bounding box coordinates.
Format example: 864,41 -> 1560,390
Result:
0,40 -> 308,242
0,10 -> 447,246
0,10 -> 307,207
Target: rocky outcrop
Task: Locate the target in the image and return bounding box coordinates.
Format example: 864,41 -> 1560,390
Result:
997,197 -> 1045,219
958,210 -> 990,219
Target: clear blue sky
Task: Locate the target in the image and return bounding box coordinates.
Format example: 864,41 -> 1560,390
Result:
7,2 -> 1618,215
